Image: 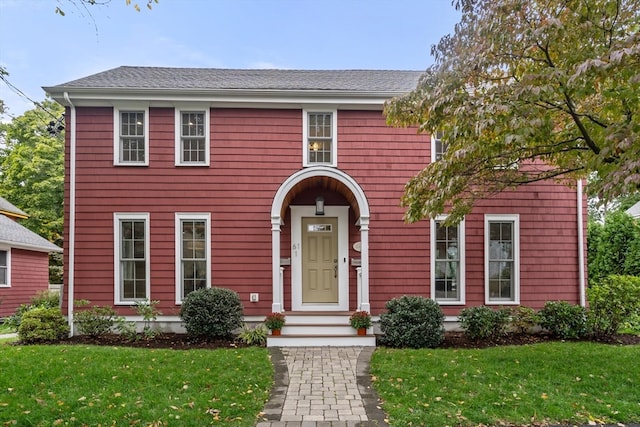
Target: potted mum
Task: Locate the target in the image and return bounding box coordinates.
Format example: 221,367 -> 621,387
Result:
264,312 -> 286,336
349,311 -> 372,335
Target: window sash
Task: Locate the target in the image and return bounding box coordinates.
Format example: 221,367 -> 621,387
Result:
119,111 -> 146,163
485,215 -> 519,304
176,214 -> 210,303
0,250 -> 7,286
114,214 -> 149,304
433,130 -> 449,162
180,112 -> 206,163
431,217 -> 465,304
305,112 -> 335,165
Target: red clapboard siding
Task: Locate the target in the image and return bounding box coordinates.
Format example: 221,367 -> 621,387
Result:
64,106 -> 586,317
0,249 -> 50,318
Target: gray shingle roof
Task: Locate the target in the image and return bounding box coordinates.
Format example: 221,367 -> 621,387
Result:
0,197 -> 27,218
0,215 -> 62,253
47,66 -> 424,93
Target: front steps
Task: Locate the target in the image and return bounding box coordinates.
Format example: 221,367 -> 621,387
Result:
266,312 -> 376,347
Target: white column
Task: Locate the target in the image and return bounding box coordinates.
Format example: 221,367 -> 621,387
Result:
359,216 -> 371,312
271,217 -> 283,312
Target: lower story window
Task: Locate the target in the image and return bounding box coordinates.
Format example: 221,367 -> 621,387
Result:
0,249 -> 9,287
176,213 -> 210,303
114,213 -> 150,303
431,216 -> 465,304
485,214 -> 520,304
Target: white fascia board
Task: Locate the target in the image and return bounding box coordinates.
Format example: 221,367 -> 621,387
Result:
44,88 -> 400,109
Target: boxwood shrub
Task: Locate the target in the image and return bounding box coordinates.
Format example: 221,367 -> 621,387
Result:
179,287 -> 244,339
380,295 -> 445,348
18,307 -> 69,343
539,300 -> 587,339
458,305 -> 511,340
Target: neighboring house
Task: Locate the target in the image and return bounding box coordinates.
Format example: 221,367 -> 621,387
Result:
627,201 -> 640,219
44,67 -> 587,345
0,197 -> 62,318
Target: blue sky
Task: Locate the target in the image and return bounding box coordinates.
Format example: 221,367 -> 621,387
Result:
0,0 -> 460,120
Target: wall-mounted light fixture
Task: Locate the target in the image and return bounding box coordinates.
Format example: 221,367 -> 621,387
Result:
315,196 -> 325,216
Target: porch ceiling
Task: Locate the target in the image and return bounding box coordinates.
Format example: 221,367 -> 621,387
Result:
281,176 -> 360,219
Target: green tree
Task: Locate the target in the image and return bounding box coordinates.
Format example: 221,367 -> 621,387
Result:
588,211 -> 640,285
0,100 -> 64,282
385,0 -> 640,224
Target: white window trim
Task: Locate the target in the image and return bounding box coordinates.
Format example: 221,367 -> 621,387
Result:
0,246 -> 11,288
484,214 -> 520,305
302,108 -> 338,167
175,213 -> 211,304
431,130 -> 446,163
430,215 -> 465,305
114,213 -> 151,305
174,107 -> 210,166
113,105 -> 150,166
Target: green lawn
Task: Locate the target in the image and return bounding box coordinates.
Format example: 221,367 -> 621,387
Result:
0,344 -> 272,426
371,342 -> 640,427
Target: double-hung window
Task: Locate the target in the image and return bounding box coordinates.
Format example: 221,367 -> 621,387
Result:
431,216 -> 465,304
175,213 -> 210,303
303,110 -> 337,167
0,249 -> 9,287
114,213 -> 150,303
485,214 -> 520,304
175,108 -> 210,166
432,130 -> 448,162
114,107 -> 149,165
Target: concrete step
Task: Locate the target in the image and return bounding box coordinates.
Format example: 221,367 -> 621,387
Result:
267,334 -> 376,347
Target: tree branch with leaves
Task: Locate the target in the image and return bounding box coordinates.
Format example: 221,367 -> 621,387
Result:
385,0 -> 640,224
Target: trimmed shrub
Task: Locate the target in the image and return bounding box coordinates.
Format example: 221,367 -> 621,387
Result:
458,306 -> 511,340
18,307 -> 69,343
5,290 -> 60,330
74,305 -> 119,337
588,275 -> 640,339
380,295 -> 445,348
539,301 -> 587,339
179,287 -> 244,339
510,305 -> 539,334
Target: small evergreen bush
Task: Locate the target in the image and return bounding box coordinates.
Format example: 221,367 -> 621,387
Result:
458,306 -> 511,340
380,295 -> 445,348
587,275 -> 640,339
18,307 -> 69,343
539,301 -> 587,339
74,303 -> 119,337
237,323 -> 268,346
510,305 -> 539,334
179,287 -> 244,339
5,290 -> 60,330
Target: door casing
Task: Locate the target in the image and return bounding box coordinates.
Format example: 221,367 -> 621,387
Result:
291,205 -> 349,311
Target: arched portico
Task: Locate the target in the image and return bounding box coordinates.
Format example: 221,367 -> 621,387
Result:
271,166 -> 370,313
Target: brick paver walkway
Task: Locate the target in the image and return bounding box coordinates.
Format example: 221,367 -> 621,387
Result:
256,347 -> 387,427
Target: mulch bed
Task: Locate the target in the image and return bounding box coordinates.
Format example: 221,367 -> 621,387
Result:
55,331 -> 640,350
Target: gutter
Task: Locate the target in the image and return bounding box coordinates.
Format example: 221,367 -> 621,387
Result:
63,92 -> 76,336
577,179 -> 586,306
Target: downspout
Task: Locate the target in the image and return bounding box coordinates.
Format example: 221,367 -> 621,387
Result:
577,179 -> 586,307
63,92 -> 76,335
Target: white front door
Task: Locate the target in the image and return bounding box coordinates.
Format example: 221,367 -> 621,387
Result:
291,206 -> 349,311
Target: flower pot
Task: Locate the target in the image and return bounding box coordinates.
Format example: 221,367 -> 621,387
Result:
271,329 -> 281,336
357,328 -> 366,336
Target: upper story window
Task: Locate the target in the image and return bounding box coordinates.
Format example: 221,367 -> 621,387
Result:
432,130 -> 448,162
175,108 -> 210,166
485,214 -> 520,304
431,216 -> 465,304
303,110 -> 337,167
114,213 -> 150,304
114,107 -> 149,166
0,249 -> 9,287
175,213 -> 211,304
